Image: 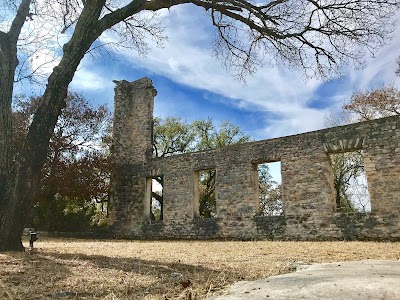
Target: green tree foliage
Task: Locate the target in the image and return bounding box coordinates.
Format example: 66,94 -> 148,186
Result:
153,117 -> 196,157
193,119 -> 251,150
13,93 -> 111,231
198,169 -> 217,218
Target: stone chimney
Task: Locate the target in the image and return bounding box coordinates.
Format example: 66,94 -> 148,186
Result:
108,78 -> 156,234
112,78 -> 156,165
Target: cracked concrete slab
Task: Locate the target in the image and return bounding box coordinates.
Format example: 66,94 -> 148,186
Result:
206,260 -> 400,300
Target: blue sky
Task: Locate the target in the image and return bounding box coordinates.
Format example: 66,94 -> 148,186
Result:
8,4 -> 400,142
67,5 -> 400,141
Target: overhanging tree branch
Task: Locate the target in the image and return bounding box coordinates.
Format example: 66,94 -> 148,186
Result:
99,0 -> 147,31
8,0 -> 32,42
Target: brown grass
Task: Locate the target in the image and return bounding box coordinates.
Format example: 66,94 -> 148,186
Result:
0,238 -> 399,299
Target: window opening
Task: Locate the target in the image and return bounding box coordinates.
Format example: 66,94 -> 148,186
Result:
329,151 -> 371,212
149,176 -> 164,222
257,162 -> 283,216
197,169 -> 216,218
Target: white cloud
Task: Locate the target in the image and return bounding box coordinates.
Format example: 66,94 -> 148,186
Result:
348,15 -> 400,90
85,4 -> 400,139
260,108 -> 330,139
29,48 -> 61,76
10,1 -> 70,82
97,5 -> 325,136
4,1 -> 399,140
72,64 -> 113,91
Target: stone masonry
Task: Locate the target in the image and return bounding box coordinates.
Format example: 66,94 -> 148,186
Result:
109,78 -> 400,241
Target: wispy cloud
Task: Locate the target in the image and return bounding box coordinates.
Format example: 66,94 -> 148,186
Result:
348,22 -> 400,90
72,4 -> 400,140
94,5 -> 325,136
72,62 -> 113,91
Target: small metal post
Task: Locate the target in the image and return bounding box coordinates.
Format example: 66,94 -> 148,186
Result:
29,230 -> 38,249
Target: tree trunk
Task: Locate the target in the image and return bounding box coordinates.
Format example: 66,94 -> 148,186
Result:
0,0 -> 149,251
0,0 -> 106,251
0,0 -> 31,251
0,34 -> 15,204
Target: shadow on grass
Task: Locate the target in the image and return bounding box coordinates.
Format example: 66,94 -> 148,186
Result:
31,250 -> 243,299
0,251 -> 73,299
44,250 -> 222,273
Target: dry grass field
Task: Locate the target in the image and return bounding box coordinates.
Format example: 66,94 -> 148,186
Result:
0,238 -> 399,299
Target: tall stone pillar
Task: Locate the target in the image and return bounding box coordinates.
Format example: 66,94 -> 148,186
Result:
108,78 -> 156,236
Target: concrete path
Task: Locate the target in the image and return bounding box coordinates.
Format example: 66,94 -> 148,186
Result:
206,260 -> 400,300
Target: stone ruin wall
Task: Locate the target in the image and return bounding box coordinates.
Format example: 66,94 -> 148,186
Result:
109,78 -> 400,241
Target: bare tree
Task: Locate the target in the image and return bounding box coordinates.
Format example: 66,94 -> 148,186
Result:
1,0 -> 399,251
344,85 -> 400,121
329,151 -> 367,212
258,164 -> 282,216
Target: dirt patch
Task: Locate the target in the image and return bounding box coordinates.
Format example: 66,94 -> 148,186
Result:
1,238 -> 399,299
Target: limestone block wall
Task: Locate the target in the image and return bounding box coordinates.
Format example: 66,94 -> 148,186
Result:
108,78 -> 156,232
109,78 -> 400,241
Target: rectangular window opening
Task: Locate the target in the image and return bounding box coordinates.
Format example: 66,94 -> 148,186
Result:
149,176 -> 164,222
329,151 -> 371,213
257,162 -> 283,216
196,169 -> 217,218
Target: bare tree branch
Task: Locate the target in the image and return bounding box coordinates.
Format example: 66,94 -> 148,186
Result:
8,0 -> 32,42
